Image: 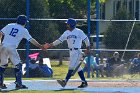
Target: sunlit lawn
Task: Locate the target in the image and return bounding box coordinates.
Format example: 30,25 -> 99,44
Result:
5,61 -> 140,81
3,61 -> 140,93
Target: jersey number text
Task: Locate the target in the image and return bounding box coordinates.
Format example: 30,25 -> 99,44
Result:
9,28 -> 19,37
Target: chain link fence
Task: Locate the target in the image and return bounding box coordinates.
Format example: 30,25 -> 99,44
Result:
0,0 -> 140,80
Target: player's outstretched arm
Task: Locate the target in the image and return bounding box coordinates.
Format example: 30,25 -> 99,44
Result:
43,39 -> 62,49
30,38 -> 44,50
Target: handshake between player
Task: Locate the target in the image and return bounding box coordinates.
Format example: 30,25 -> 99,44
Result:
43,42 -> 90,55
43,43 -> 52,49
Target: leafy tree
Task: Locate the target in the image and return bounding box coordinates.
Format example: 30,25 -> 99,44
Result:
48,0 -> 92,18
0,0 -> 60,49
48,0 -> 96,34
47,0 -> 107,36
103,6 -> 140,49
100,0 -> 108,3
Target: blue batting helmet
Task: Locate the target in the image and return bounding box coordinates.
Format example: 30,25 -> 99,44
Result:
65,18 -> 77,28
17,15 -> 28,25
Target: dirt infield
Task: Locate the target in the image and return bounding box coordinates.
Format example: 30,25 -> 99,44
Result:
72,81 -> 140,87
89,81 -> 140,87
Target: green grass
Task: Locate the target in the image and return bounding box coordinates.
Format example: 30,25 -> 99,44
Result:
51,61 -> 80,79
5,61 -> 140,80
50,61 -> 140,80
3,61 -> 140,93
3,61 -> 90,93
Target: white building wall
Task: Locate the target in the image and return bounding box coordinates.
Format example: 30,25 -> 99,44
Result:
99,0 -> 114,33
99,0 -> 140,33
105,0 -> 114,19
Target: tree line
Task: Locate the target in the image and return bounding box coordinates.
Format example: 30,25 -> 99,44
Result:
0,0 -> 139,51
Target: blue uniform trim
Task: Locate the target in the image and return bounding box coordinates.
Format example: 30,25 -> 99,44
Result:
65,70 -> 73,82
78,70 -> 86,82
0,31 -> 4,35
28,38 -> 32,41
58,39 -> 63,42
83,37 -> 88,41
14,63 -> 22,85
0,67 -> 6,84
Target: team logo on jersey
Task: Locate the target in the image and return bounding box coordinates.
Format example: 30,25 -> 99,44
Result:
67,35 -> 77,39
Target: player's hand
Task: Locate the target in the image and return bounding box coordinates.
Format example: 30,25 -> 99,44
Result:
40,45 -> 46,50
43,43 -> 51,49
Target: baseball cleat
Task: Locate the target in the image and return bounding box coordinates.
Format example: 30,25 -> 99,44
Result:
57,80 -> 67,87
15,84 -> 28,89
0,83 -> 7,89
78,81 -> 88,88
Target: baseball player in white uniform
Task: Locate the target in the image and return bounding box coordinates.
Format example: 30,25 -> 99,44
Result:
0,15 -> 44,89
47,18 -> 90,88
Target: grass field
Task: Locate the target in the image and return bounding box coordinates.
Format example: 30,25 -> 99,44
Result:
5,61 -> 140,80
3,61 -> 89,93
51,61 -> 140,80
51,61 -> 80,79
5,61 -> 93,81
3,61 -> 140,93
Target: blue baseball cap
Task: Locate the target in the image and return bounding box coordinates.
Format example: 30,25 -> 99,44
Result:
17,15 -> 29,25
65,18 -> 77,28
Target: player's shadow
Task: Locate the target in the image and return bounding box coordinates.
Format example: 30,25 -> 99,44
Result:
53,87 -> 77,91
0,89 -> 19,92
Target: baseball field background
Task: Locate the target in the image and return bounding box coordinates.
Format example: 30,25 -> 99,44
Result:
1,0 -> 140,93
